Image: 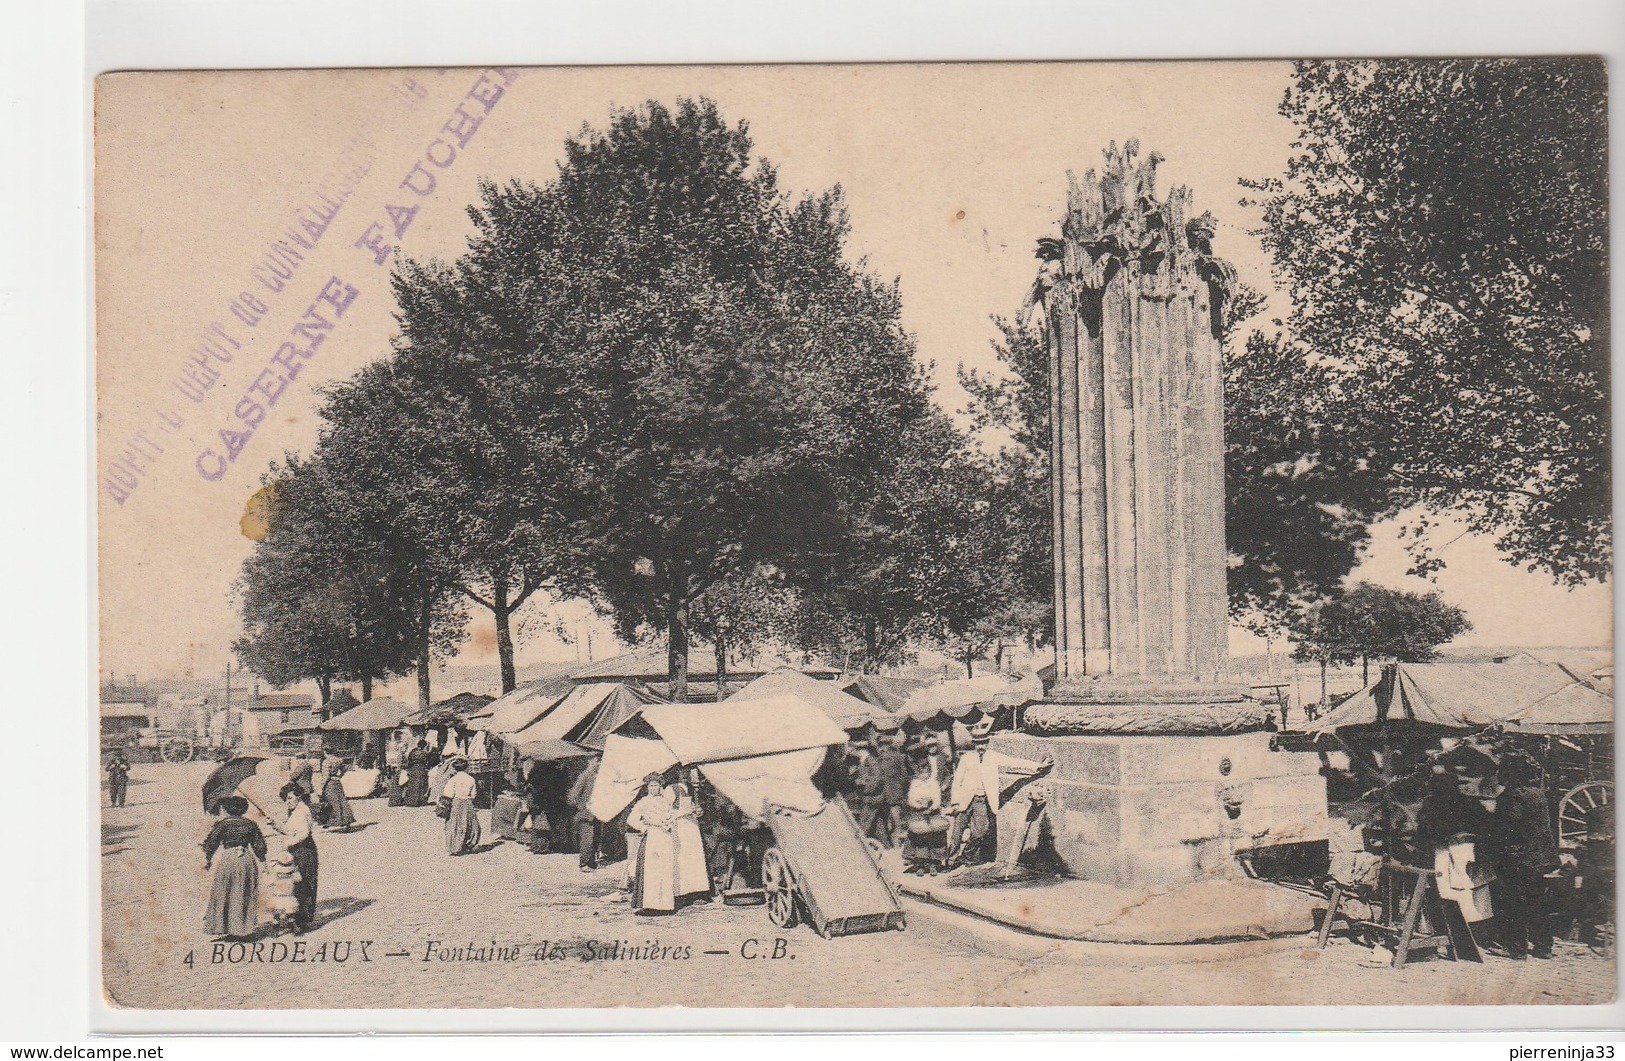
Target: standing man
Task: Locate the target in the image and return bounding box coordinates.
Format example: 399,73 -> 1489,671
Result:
106,749 -> 130,808
568,759 -> 602,873
1487,753 -> 1560,960
947,711 -> 1053,867
873,730 -> 910,847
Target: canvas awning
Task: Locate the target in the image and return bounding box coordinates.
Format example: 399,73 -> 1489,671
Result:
895,672 -> 1043,723
588,696 -> 847,823
1305,661 -> 1615,735
466,681 -> 571,734
507,683 -> 620,745
728,668 -> 892,730
512,737 -> 595,763
319,697 -> 415,732
404,691 -> 495,727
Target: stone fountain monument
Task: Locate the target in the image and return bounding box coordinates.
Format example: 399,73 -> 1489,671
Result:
991,141 -> 1327,891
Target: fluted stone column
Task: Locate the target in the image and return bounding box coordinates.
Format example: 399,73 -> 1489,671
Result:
1035,139 -> 1235,693
996,142 -> 1326,888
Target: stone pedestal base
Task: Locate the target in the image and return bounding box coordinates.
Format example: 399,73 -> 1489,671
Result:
991,726 -> 1328,889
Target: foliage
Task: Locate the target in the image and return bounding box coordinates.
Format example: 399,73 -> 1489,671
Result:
232,458 -> 421,703
1244,58 -> 1610,585
1291,581 -> 1471,674
384,259 -> 584,692
458,99 -> 936,698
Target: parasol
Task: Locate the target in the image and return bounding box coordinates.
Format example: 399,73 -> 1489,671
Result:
201,755 -> 267,813
897,672 -> 1041,722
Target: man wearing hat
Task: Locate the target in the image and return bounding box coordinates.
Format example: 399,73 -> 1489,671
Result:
872,729 -> 910,848
1486,752 -> 1560,959
947,710 -> 1053,867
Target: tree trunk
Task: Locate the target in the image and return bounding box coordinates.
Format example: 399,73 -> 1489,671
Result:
1319,659 -> 1328,705
667,564 -> 690,704
1361,655 -> 1370,687
361,675 -> 374,702
317,674 -> 332,707
964,654 -> 975,679
714,629 -> 729,702
864,618 -> 879,675
492,576 -> 517,694
417,590 -> 433,712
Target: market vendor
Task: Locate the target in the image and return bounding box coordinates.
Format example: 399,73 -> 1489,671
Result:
1486,753 -> 1560,960
946,711 -> 1053,867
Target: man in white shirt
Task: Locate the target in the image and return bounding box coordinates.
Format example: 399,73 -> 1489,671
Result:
947,712 -> 1052,867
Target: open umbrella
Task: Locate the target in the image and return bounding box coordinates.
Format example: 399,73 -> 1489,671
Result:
201,755 -> 267,813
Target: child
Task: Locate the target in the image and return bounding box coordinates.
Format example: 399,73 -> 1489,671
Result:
262,834 -> 302,934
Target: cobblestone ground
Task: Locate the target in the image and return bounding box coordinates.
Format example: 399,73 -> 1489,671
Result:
101,763 -> 1616,1011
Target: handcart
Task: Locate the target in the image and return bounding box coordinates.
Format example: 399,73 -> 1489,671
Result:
592,694 -> 909,939
758,798 -> 906,938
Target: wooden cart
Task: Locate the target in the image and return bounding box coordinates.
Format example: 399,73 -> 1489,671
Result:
758,798 -> 906,938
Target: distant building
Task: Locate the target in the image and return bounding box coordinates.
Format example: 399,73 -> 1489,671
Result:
238,690 -> 320,748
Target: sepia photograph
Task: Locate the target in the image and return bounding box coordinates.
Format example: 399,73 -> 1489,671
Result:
91,58 -> 1613,1015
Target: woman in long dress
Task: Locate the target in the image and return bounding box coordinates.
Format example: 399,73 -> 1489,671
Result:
402,740 -> 431,807
202,795 -> 266,940
627,775 -> 677,915
443,758 -> 483,855
276,783 -> 319,934
669,780 -> 712,904
322,759 -> 357,831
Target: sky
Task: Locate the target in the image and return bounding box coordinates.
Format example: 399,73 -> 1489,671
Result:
93,61 -> 1613,686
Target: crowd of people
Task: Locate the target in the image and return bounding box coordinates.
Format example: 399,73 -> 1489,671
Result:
828,715 -> 1053,875
1408,750 -> 1567,960
194,736 -> 494,943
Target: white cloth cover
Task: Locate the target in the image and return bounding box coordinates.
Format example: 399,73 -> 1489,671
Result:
1435,841 -> 1496,922
590,734 -> 679,823
696,748 -> 828,820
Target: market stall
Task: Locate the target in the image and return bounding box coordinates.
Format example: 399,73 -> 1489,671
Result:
590,695 -> 906,938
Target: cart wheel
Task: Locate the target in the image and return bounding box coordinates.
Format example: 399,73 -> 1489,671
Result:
161,737 -> 195,764
761,847 -> 798,929
1558,781 -> 1612,849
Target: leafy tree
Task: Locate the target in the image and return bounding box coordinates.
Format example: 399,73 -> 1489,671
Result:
385,259 -> 582,693
461,99 -> 934,699
1293,581 -> 1472,696
686,570 -> 802,697
323,687 -> 359,721
786,415 -> 975,673
233,458 -> 419,704
1244,58 -> 1609,585
310,365 -> 471,710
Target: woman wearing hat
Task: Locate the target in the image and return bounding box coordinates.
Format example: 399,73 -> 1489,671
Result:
202,795 -> 267,940
275,783 -> 319,933
626,774 -> 678,914
322,759 -> 357,832
901,738 -> 951,874
443,758 -> 483,856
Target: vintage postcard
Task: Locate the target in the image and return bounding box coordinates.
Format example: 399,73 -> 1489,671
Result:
95,60 -> 1614,1014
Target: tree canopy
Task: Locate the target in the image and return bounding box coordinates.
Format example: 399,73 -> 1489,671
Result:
1244,58 -> 1610,585
1292,580 -> 1472,686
